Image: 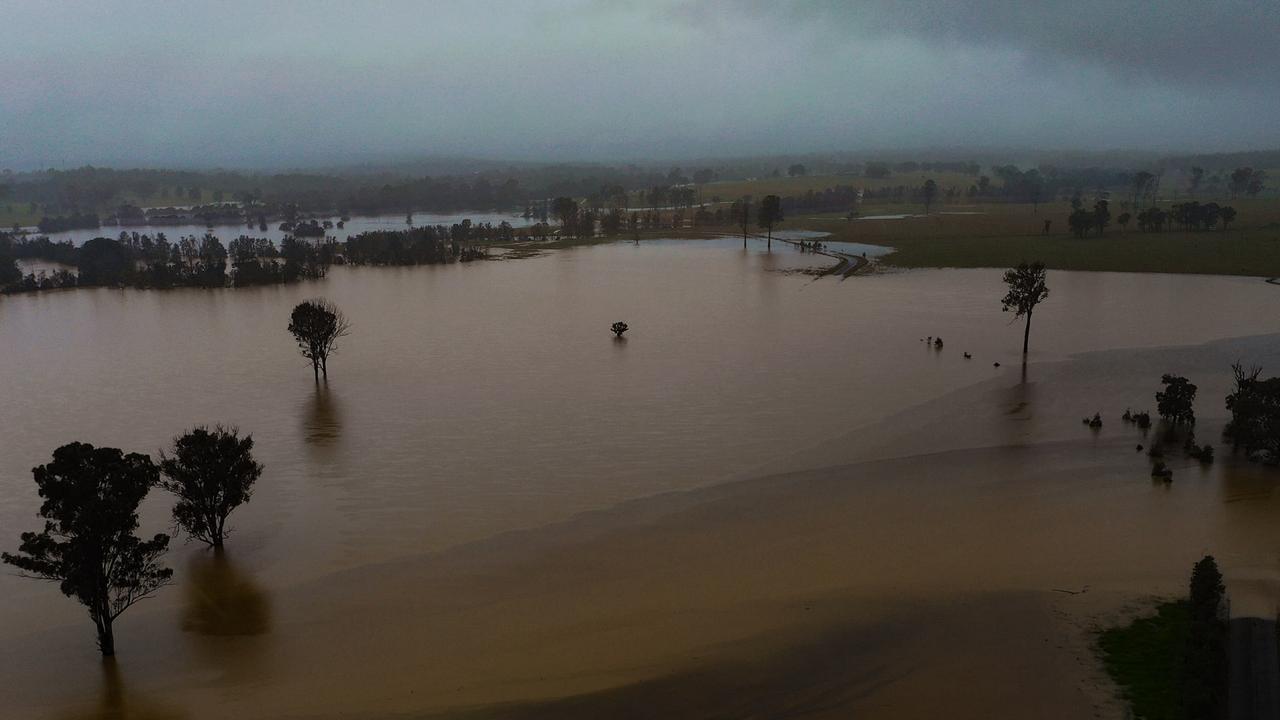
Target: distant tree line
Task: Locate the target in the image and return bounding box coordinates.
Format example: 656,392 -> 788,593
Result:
0,164 -> 735,227
862,160 -> 982,178
343,225 -> 489,265
1,219 -> 504,293
36,212 -> 100,233
0,231 -> 333,293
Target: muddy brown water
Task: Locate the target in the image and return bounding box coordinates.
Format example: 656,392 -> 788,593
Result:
2,238 -> 1280,718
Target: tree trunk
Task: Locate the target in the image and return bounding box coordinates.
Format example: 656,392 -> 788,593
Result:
97,617 -> 115,656
312,359 -> 319,382
767,226 -> 772,250
1022,311 -> 1032,355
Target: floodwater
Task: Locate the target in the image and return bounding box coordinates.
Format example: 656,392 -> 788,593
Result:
20,210 -> 528,247
2,237 -> 1280,718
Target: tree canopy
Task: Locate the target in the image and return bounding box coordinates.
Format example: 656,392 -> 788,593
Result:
1156,374 -> 1197,427
1000,262 -> 1050,355
1224,363 -> 1280,459
158,426 -> 264,547
1,443 -> 172,655
288,299 -> 351,381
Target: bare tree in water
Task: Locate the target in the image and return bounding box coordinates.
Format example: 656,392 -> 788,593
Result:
288,298 -> 351,381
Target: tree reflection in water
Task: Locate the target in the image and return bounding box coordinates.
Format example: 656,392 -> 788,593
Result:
57,657 -> 186,720
303,380 -> 343,448
182,549 -> 271,637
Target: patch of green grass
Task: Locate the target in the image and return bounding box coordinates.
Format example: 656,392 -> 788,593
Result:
876,230 -> 1280,276
794,198 -> 1280,276
1098,600 -> 1190,720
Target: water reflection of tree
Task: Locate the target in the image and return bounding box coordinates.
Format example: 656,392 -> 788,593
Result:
182,549 -> 271,637
57,657 -> 186,720
303,381 -> 343,448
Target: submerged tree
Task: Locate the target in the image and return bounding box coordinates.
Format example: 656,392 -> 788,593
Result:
1156,374 -> 1198,427
158,426 -> 263,547
611,321 -> 628,337
2,443 -> 171,656
758,194 -> 782,249
1224,363 -> 1280,459
288,298 -> 351,381
1000,262 -> 1050,356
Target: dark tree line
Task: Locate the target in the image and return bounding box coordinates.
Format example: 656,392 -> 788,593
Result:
2,218 -> 507,293
1131,202 -> 1238,233
342,224 -> 491,265
0,231 -> 334,293
36,212 -> 101,233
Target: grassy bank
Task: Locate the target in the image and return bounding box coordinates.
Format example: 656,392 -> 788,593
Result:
796,198 -> 1280,276
1098,600 -> 1190,720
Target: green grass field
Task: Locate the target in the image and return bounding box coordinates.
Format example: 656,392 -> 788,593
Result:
793,197 -> 1280,276
0,190 -> 237,228
1097,601 -> 1190,720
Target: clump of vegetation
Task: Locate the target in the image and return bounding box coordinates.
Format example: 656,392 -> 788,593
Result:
1151,461 -> 1172,480
1183,433 -> 1215,464
1,443 -> 172,656
1082,412 -> 1103,429
1224,362 -> 1280,464
1157,375 -> 1198,428
611,321 -> 629,337
1121,408 -> 1153,430
1098,556 -> 1227,720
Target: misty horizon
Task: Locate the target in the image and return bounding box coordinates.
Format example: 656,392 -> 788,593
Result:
3,0 -> 1278,171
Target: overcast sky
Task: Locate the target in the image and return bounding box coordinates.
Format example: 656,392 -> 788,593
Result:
2,0 -> 1277,170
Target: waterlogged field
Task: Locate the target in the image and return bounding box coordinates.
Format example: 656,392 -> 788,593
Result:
2,237 -> 1280,718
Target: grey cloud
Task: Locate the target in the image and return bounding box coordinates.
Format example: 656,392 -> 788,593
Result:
0,1 -> 1275,169
681,0 -> 1280,86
